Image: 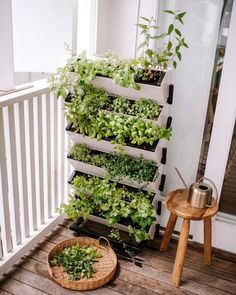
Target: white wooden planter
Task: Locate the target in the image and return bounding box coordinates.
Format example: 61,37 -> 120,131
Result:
91,70 -> 172,104
68,157 -> 161,192
87,195 -> 158,240
67,129 -> 166,162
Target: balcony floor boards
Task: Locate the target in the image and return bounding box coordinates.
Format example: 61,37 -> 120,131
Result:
0,221 -> 236,295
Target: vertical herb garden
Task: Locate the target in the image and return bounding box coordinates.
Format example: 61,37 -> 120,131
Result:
50,11 -> 188,244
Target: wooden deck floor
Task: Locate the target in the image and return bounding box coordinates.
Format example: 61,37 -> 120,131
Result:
0,222 -> 236,295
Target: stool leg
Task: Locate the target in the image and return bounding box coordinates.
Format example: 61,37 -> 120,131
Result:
172,219 -> 190,287
204,218 -> 212,265
160,213 -> 177,252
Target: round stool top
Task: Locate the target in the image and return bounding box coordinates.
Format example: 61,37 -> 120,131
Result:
165,189 -> 218,220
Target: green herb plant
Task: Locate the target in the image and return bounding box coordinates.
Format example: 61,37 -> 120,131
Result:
136,11 -> 188,75
69,143 -> 158,184
50,10 -> 188,96
50,244 -> 101,280
59,174 -> 156,242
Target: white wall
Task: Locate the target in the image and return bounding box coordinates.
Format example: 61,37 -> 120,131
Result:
12,0 -> 73,73
96,0 -> 223,195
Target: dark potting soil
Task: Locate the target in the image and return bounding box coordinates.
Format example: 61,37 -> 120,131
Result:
96,69 -> 166,87
66,123 -> 158,152
135,69 -> 165,87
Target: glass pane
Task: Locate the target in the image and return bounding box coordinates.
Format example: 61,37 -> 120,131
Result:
198,0 -> 234,178
219,120 -> 236,215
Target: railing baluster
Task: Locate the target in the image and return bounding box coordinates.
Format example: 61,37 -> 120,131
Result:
6,105 -> 22,245
51,93 -> 58,212
18,101 -> 30,237
58,96 -> 65,203
27,99 -> 38,230
45,92 -> 52,218
35,95 -> 45,224
0,107 -> 12,254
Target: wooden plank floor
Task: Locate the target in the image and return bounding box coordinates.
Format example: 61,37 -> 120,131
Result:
0,221 -> 236,295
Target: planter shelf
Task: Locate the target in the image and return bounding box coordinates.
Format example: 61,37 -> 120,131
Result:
68,156 -> 161,192
66,126 -> 166,162
66,74 -> 173,243
92,70 -> 172,104
87,213 -> 157,240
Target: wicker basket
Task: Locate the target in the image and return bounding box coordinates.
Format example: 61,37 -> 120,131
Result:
47,236 -> 117,290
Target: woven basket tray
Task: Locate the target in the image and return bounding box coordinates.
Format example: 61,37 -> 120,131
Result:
48,236 -> 117,290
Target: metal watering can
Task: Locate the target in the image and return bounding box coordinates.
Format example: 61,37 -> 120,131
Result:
175,168 -> 218,209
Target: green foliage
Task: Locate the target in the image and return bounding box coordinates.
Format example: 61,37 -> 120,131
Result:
59,174 -> 156,242
112,96 -> 161,120
50,10 -> 187,96
136,10 -> 188,71
70,110 -> 171,147
69,143 -> 158,183
50,244 -> 101,280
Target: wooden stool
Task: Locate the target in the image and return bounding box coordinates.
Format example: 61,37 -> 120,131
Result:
160,189 -> 218,287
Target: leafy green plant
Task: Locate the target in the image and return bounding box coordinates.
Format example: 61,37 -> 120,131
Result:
136,11 -> 188,72
59,174 -> 156,242
111,96 -> 161,120
112,96 -> 131,114
50,244 -> 101,280
69,110 -> 171,147
69,143 -> 158,183
50,10 -> 188,96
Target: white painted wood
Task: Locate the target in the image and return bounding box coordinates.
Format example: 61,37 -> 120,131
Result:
0,80 -> 50,107
68,158 -> 161,193
0,214 -> 64,276
36,95 -> 45,224
27,99 -> 38,230
58,97 -> 65,204
92,71 -> 172,104
45,93 -> 52,218
0,108 -> 12,254
7,105 -> 22,246
191,0 -> 236,254
0,0 -> 15,90
67,130 -> 165,162
15,102 -> 30,238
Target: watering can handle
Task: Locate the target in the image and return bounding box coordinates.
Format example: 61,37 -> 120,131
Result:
197,177 -> 218,208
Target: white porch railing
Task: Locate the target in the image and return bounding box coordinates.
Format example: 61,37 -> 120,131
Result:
0,80 -> 68,275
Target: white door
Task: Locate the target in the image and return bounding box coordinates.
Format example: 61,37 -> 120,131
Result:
191,0 -> 236,254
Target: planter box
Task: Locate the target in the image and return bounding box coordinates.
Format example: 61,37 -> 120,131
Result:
68,170 -> 158,200
102,103 -> 169,127
68,156 -> 161,193
91,70 -> 172,104
87,210 -> 157,240
66,127 -> 166,162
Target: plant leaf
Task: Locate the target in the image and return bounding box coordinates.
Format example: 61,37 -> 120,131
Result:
177,52 -> 181,61
173,60 -> 177,69
164,10 -> 175,15
183,42 -> 189,48
177,12 -> 186,19
140,16 -> 151,22
137,24 -> 148,30
168,24 -> 174,34
174,28 -> 182,36
167,41 -> 172,51
137,41 -> 147,50
152,33 -> 168,39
